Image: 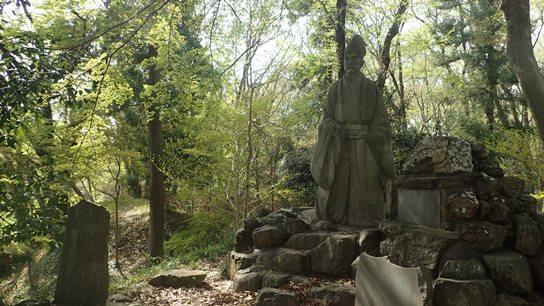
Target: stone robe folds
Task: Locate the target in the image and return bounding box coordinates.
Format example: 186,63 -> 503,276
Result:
311,75 -> 394,227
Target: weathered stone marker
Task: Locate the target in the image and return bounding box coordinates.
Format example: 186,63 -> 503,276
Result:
54,200 -> 110,306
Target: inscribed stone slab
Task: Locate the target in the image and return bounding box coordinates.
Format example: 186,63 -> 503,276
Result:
54,200 -> 110,305
397,188 -> 441,228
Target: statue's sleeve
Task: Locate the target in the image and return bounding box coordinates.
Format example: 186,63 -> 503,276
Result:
368,84 -> 395,179
311,85 -> 338,190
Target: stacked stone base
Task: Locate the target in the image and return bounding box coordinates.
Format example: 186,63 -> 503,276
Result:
227,209 -> 363,305
367,136 -> 544,306
228,136 -> 544,305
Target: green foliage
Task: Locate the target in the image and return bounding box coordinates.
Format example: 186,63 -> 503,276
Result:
99,194 -> 148,214
391,126 -> 426,174
0,147 -> 68,247
0,243 -> 33,272
278,143 -> 317,206
164,213 -> 234,263
0,20 -> 79,246
486,129 -> 544,191
3,0 -> 544,269
0,247 -> 60,303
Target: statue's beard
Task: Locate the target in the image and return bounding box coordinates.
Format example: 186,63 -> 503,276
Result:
345,66 -> 361,75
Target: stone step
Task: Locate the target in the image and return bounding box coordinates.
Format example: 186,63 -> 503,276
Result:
227,239 -> 360,281
232,267 -> 310,292
228,229 -> 362,292
255,284 -> 356,306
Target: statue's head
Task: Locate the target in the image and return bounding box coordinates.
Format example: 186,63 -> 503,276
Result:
344,34 -> 366,75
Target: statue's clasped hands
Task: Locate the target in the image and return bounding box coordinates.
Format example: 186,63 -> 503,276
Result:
333,122 -> 346,140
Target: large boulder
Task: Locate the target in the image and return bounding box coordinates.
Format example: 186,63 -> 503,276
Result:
148,269 -> 207,288
309,234 -> 358,276
380,228 -> 455,271
433,278 -> 495,306
495,294 -> 529,306
260,210 -> 310,236
402,136 -> 473,175
438,241 -> 482,271
519,193 -> 541,214
529,253 -> 544,293
532,213 -> 544,241
292,207 -> 317,225
513,214 -> 542,256
358,228 -> 382,255
256,249 -> 280,271
284,232 -> 329,250
474,178 -> 501,202
235,218 -> 262,253
445,191 -> 480,220
308,284 -> 355,306
439,260 -> 487,280
505,199 -> 524,214
482,252 -> 533,296
250,207 -> 273,218
458,221 -> 506,252
499,177 -> 525,198
233,269 -> 263,292
254,248 -> 309,274
226,251 -> 259,280
276,248 -> 309,274
488,200 -> 510,224
471,142 -> 504,178
256,288 -> 299,306
108,294 -> 133,303
252,226 -> 286,249
261,271 -> 291,288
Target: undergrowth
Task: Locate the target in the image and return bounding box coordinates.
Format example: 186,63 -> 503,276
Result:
110,211 -> 234,294
164,212 -> 234,262
99,194 -> 149,214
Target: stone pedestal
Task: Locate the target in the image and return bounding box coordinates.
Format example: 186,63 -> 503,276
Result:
395,137 -> 480,231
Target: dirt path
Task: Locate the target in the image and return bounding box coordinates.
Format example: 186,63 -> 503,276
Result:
117,262 -> 257,306
108,205 -> 258,305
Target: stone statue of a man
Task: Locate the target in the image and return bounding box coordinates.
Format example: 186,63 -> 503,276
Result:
311,34 -> 395,227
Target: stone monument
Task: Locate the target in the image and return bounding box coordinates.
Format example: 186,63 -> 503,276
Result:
311,34 -> 394,227
356,136 -> 544,306
54,200 -> 110,306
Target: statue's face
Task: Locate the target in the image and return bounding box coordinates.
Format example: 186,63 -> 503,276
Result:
344,53 -> 364,75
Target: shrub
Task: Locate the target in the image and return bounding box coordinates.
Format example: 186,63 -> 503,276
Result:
164,212 -> 233,263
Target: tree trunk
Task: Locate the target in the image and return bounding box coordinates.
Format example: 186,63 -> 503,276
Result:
376,0 -> 409,93
335,0 -> 347,79
254,147 -> 260,205
113,159 -> 122,271
397,39 -> 407,129
114,196 -> 121,269
243,85 -> 255,217
522,99 -> 530,127
484,45 -> 499,130
147,45 -> 165,259
501,0 -> 544,144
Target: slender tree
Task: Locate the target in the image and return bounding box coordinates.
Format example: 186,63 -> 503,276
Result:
501,0 -> 544,144
336,0 -> 347,78
376,0 -> 409,93
146,44 -> 166,259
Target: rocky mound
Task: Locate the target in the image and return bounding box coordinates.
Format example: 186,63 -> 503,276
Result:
379,136 -> 544,305
229,136 -> 544,305
227,209 -> 361,305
